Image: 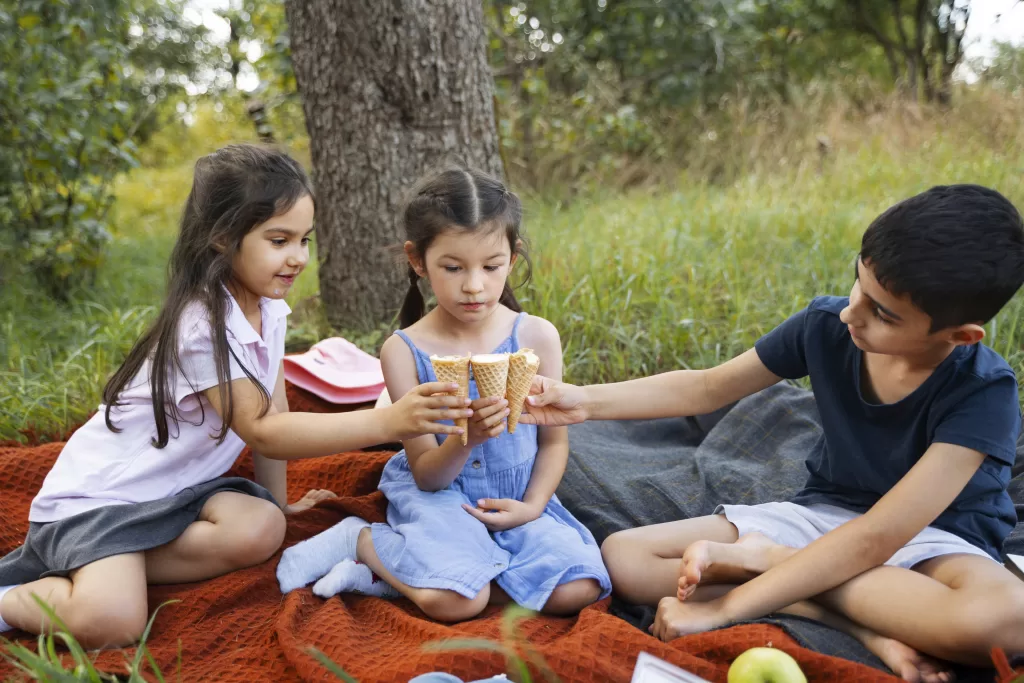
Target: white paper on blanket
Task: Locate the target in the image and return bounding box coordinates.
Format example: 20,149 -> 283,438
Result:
631,652 -> 712,683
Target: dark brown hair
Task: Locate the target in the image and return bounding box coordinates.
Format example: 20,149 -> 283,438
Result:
103,144 -> 314,447
860,184 -> 1024,332
399,165 -> 531,328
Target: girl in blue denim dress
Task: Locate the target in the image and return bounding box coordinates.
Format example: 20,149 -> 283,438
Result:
277,165 -> 610,620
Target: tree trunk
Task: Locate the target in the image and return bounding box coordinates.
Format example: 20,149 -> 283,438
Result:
285,0 -> 504,328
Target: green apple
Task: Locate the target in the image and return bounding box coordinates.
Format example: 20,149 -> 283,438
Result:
727,647 -> 807,683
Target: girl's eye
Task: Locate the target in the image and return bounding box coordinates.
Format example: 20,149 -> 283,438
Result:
444,266 -> 460,273
484,265 -> 501,272
301,237 -> 311,246
271,239 -> 287,246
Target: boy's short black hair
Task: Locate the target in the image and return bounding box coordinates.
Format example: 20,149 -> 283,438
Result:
860,184 -> 1024,332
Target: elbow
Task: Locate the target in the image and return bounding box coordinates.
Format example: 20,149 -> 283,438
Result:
411,473 -> 445,493
855,526 -> 905,568
409,466 -> 451,493
247,422 -> 285,460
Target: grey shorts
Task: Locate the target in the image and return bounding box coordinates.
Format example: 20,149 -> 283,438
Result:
0,477 -> 277,585
717,501 -> 996,568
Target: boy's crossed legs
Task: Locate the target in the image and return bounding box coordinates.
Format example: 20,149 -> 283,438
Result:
0,492 -> 285,649
603,513 -> 1024,680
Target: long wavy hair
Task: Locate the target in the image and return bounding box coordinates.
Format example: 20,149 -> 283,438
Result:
102,144 -> 314,447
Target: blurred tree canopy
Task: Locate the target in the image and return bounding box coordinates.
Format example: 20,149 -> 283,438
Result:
979,40 -> 1024,94
3,0 -> 1018,299
0,0 -> 209,297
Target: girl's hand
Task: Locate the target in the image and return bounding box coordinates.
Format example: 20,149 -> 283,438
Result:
462,498 -> 542,532
385,382 -> 473,441
517,375 -> 589,427
284,488 -> 337,515
466,396 -> 510,447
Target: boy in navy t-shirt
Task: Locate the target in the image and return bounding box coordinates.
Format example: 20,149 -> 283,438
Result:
520,185 -> 1024,678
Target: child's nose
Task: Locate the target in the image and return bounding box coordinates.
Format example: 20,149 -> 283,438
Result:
839,301 -> 863,327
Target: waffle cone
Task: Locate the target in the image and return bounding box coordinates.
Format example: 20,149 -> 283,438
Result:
429,354 -> 470,445
471,354 -> 510,400
506,348 -> 540,433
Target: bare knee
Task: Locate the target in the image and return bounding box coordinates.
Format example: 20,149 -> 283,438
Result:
980,588 -> 1024,656
64,594 -> 149,649
223,500 -> 286,568
600,530 -> 634,576
942,588 -> 1024,663
542,579 -> 604,616
418,586 -> 490,623
601,530 -> 649,590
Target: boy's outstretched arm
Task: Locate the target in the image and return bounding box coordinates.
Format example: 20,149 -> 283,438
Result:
666,442 -> 986,635
521,348 -> 782,424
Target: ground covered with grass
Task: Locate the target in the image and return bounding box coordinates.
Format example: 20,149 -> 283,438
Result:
3,95 -> 1023,443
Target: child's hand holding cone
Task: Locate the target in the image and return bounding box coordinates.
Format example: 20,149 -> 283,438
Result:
429,354 -> 471,445
506,348 -> 540,432
430,349 -> 543,447
468,354 -> 511,446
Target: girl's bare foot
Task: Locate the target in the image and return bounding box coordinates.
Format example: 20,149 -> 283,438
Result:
677,533 -> 788,600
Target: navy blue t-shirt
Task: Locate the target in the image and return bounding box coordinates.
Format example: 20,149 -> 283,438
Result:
754,296 -> 1019,560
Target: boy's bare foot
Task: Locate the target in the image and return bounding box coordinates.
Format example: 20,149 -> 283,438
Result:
651,596 -> 731,641
864,633 -> 955,683
677,533 -> 787,600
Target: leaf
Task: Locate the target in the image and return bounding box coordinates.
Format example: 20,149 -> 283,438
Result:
307,648 -> 359,683
17,14 -> 41,29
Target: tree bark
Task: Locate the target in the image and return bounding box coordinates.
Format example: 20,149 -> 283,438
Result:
285,0 -> 504,328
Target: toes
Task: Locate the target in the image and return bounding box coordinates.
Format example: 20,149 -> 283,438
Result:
898,662 -> 921,683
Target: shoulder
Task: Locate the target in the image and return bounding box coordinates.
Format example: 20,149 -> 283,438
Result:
380,332 -> 415,365
959,343 -> 1016,382
517,313 -> 560,348
932,345 -> 1020,464
808,295 -> 848,314
516,313 -> 562,375
176,299 -> 217,352
807,295 -> 848,319
799,295 -> 850,343
945,345 -> 1019,406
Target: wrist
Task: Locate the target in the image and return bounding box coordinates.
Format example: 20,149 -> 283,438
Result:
522,497 -> 547,518
579,385 -> 598,420
373,405 -> 399,443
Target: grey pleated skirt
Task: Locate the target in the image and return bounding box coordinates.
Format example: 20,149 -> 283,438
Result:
0,477 -> 276,585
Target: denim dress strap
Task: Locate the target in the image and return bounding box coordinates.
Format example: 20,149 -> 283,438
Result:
509,312 -> 528,350
392,329 -> 433,384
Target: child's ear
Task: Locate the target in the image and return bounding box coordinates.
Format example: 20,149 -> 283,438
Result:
404,241 -> 426,277
948,323 -> 985,346
510,239 -> 523,269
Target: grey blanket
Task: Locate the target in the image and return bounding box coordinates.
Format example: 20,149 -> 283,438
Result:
557,382 -> 1024,680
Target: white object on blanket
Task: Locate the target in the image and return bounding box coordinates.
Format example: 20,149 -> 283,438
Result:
312,559 -> 398,599
1008,553 -> 1024,577
631,652 -> 712,683
276,516 -> 368,593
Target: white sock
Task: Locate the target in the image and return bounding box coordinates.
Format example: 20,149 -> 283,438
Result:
312,559 -> 398,599
276,516 -> 369,593
0,585 -> 20,633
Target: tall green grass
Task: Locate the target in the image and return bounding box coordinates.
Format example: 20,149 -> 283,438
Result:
2,95 -> 1023,443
